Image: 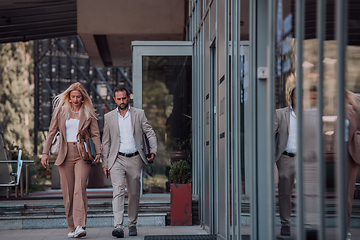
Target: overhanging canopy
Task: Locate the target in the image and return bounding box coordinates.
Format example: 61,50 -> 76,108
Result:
0,0 -> 77,43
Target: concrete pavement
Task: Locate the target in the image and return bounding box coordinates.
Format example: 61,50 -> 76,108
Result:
0,226 -> 208,240
2,225 -> 360,239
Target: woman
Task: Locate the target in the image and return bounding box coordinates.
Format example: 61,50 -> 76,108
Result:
41,82 -> 101,238
346,90 -> 360,240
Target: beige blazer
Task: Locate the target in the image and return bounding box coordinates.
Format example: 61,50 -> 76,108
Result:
43,108 -> 102,166
101,107 -> 157,170
348,105 -> 360,164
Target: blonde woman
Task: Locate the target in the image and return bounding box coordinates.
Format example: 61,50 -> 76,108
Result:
41,82 -> 101,238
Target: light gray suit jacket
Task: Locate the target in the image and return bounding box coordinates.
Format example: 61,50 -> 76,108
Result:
275,106 -> 291,161
102,107 -> 157,170
275,106 -> 318,162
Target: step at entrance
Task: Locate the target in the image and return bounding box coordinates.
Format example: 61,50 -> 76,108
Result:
0,200 -> 170,230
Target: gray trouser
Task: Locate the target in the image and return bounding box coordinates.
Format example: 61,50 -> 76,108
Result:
276,154 -> 296,227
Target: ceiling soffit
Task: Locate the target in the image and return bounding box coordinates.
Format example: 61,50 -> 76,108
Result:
77,0 -> 186,67
0,0 -> 77,43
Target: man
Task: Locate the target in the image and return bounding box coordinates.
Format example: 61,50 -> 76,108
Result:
274,87 -> 296,237
102,86 -> 157,238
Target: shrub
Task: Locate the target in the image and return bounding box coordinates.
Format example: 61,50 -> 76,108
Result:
169,160 -> 192,184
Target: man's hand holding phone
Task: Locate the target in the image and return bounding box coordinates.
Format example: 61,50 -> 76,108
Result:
103,166 -> 109,178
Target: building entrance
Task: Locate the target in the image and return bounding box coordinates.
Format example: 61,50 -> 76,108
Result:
132,41 -> 192,194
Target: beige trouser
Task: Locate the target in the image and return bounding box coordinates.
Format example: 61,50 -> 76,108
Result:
276,154 -> 296,227
58,142 -> 92,232
110,153 -> 143,229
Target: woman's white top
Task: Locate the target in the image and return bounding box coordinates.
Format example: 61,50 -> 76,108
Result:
65,118 -> 79,142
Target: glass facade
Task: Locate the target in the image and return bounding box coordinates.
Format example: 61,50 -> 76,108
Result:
186,0 -> 360,239
272,1 -> 360,239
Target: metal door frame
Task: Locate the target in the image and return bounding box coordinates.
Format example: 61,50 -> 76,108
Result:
131,41 -> 193,196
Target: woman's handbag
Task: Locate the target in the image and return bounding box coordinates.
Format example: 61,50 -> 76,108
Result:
50,131 -> 61,155
78,129 -> 96,162
142,132 -> 151,158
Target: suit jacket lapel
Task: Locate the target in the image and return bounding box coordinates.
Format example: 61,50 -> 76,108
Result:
78,111 -> 86,130
112,109 -> 120,138
286,106 -> 290,135
130,107 -> 135,135
59,116 -> 66,141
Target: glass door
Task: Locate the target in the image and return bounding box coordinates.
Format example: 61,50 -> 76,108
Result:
132,41 -> 192,194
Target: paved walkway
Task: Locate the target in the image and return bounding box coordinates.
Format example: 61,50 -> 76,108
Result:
0,226 -> 208,240
2,225 -> 360,239
2,191 -> 360,239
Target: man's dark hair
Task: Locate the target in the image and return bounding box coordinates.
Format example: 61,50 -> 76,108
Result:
113,86 -> 130,96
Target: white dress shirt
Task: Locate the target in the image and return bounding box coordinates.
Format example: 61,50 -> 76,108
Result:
117,106 -> 138,153
65,118 -> 79,142
285,106 -> 297,153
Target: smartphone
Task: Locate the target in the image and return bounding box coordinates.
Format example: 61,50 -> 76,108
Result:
106,170 -> 109,178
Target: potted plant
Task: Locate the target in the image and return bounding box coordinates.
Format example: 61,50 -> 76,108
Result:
169,159 -> 192,226
168,137 -> 190,162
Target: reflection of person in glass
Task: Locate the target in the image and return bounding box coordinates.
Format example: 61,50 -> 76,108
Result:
274,87 -> 296,236
41,82 -> 102,238
309,85 -> 318,109
346,90 -> 360,238
303,94 -> 319,237
102,86 -> 157,238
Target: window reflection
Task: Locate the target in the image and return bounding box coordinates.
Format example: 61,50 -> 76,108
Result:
142,56 -> 192,193
275,22 -> 360,239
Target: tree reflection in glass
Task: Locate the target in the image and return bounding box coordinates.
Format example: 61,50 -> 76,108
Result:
142,56 -> 192,193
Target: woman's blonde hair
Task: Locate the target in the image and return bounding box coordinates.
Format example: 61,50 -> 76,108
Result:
53,82 -> 97,120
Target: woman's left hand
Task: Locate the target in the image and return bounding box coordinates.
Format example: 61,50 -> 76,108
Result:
94,154 -> 101,163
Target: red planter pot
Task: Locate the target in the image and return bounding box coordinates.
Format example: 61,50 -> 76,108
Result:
170,183 -> 192,226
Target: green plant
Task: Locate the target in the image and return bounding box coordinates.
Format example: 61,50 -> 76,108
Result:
169,160 -> 192,184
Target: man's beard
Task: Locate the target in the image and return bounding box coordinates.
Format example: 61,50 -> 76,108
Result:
118,103 -> 128,110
